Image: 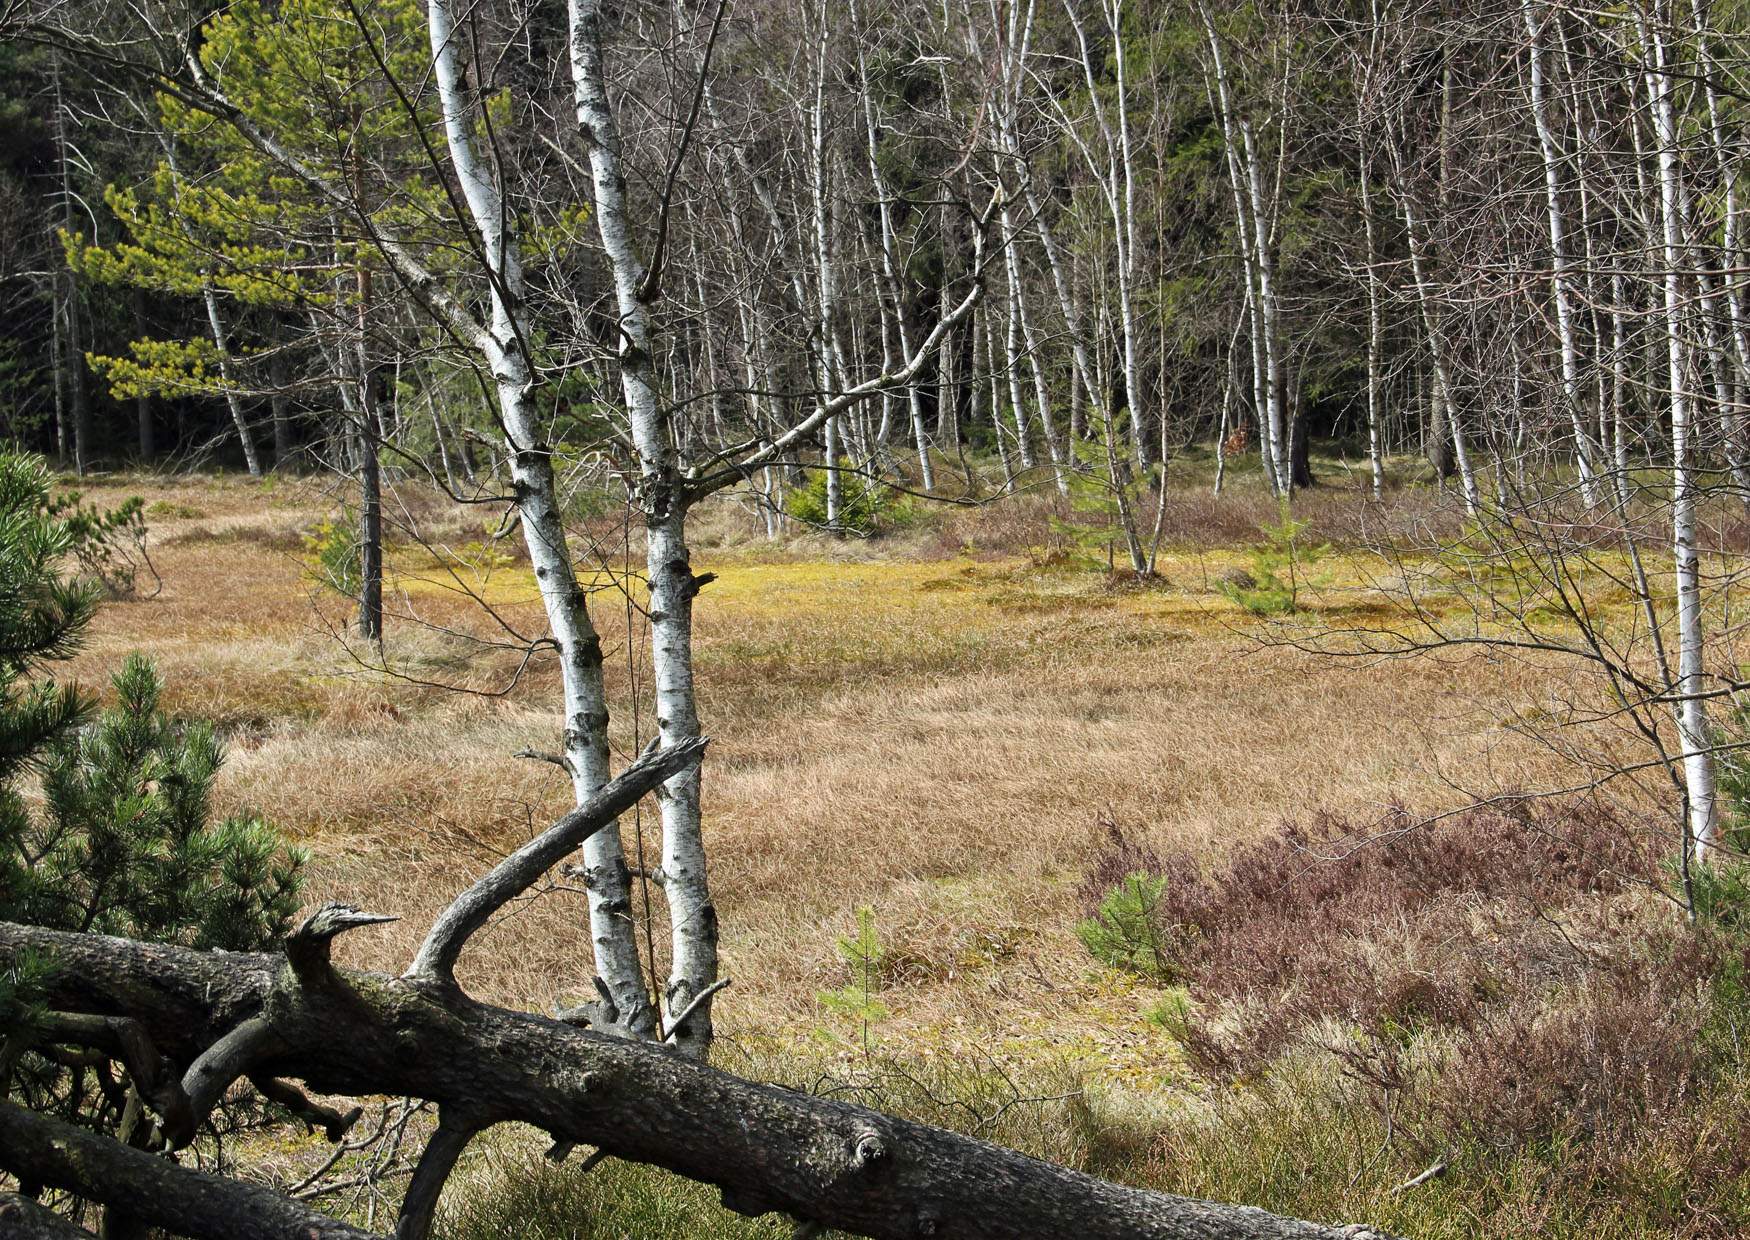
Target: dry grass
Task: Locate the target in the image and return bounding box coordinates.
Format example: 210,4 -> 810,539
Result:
68,470 -> 1582,1077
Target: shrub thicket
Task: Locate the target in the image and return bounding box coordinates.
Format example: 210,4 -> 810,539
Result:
1075,796 -> 1746,1185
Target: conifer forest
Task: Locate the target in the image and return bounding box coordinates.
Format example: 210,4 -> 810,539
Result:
5,0 -> 1750,1235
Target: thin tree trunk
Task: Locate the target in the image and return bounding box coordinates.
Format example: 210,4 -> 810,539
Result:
570,0 -> 717,1054
52,54 -> 90,476
133,291 -> 154,463
1360,149 -> 1384,501
200,287 -> 263,478
159,135 -> 264,478
809,3 -> 845,530
1062,0 -> 1147,471
1000,246 -> 1037,471
429,0 -> 652,1036
1394,173 -> 1479,514
1690,0 -> 1750,495
1523,0 -> 1601,505
1202,10 -> 1285,495
1643,7 -> 1720,861
354,266 -> 382,644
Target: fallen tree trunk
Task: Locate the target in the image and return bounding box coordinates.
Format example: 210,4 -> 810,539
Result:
0,1104 -> 377,1240
0,1192 -> 102,1240
0,742 -> 1398,1240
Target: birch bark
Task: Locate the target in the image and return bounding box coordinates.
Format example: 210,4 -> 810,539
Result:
1522,0 -> 1600,505
1392,158 -> 1480,515
1201,10 -> 1287,495
850,8 -> 936,490
569,0 -> 718,1054
1643,7 -> 1721,861
427,0 -> 652,1033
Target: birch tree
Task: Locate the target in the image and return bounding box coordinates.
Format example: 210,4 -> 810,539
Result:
1640,0 -> 1720,860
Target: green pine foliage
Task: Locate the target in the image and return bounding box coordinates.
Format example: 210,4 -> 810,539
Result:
1714,697 -> 1750,860
69,0 -> 449,402
47,488 -> 149,598
13,654 -> 305,947
786,466 -> 907,536
0,454 -> 305,946
817,905 -> 890,1053
303,512 -> 362,600
1044,438 -> 1151,573
0,451 -> 305,1146
1219,503 -> 1329,616
1075,871 -> 1178,981
0,454 -> 100,872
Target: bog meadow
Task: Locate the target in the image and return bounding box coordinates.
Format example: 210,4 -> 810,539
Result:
2,2 -> 1749,1238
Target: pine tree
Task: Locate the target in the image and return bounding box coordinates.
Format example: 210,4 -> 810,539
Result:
0,451 -> 305,1172
0,452 -> 99,874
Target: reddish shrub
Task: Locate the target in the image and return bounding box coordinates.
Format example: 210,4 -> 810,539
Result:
1079,797 -> 1713,1155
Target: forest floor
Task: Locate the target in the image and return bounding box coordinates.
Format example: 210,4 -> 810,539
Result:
59,460 -> 1683,1237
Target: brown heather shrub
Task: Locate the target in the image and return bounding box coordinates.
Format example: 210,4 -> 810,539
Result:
1078,797 -> 1735,1158
1075,813 -> 1168,909
1423,954 -> 1712,1153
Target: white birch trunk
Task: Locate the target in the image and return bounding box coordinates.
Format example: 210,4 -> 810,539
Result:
1202,10 -> 1286,495
569,0 -> 718,1053
200,287 -> 264,478
1396,179 -> 1480,514
1522,0 -> 1600,506
809,4 -> 846,529
850,13 -> 936,491
1000,247 -> 1037,471
1103,0 -> 1148,471
159,136 -> 263,478
1690,0 -> 1750,495
428,0 -> 653,1035
1360,148 -> 1385,502
1062,0 -> 1147,470
1644,9 -> 1720,861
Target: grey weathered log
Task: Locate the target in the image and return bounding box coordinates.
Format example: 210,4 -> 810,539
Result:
0,918 -> 1399,1240
172,1015 -> 282,1147
0,1101 -> 383,1240
407,736 -> 709,984
0,1192 -> 100,1240
394,1107 -> 486,1240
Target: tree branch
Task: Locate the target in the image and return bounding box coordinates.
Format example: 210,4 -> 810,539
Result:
173,1015 -> 284,1147
394,1107 -> 485,1240
407,737 -> 709,985
0,1101 -> 383,1240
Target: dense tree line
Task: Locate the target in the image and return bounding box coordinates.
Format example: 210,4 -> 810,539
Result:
1,1 -> 1742,504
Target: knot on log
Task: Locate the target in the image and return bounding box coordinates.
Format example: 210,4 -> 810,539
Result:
848,1126 -> 887,1170
682,570 -> 716,600
556,981 -> 645,1042
287,903 -> 398,982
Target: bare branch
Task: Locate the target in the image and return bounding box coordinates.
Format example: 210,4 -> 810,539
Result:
394,1108 -> 484,1240
407,737 -> 709,985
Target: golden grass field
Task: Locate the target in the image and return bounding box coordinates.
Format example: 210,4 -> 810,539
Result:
61,468 -> 1581,1095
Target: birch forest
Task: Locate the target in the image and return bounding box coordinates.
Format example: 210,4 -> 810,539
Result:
4,0 -> 1750,1236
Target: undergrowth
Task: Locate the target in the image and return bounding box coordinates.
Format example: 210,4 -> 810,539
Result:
1074,798 -> 1750,1236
